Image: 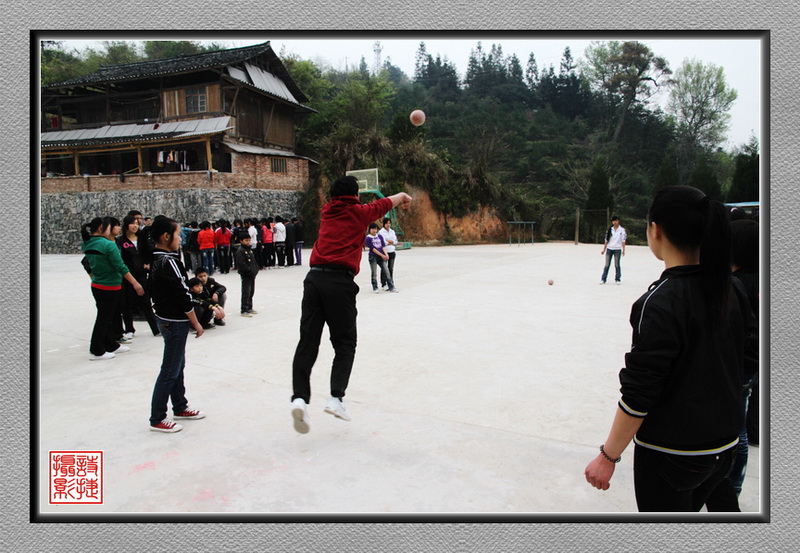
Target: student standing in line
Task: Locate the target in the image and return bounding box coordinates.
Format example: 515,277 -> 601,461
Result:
148,216 -> 206,433
584,186 -> 757,512
197,220 -> 216,275
292,217 -> 304,266
290,176 -> 412,434
81,216 -> 144,361
273,216 -> 287,267
263,217 -> 276,268
285,216 -> 296,267
214,219 -> 232,274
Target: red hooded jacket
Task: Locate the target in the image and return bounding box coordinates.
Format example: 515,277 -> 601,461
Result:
310,195 -> 393,275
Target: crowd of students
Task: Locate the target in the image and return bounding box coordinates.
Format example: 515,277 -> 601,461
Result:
179,216 -> 305,277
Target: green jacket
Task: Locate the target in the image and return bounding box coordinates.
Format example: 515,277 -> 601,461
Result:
81,236 -> 130,288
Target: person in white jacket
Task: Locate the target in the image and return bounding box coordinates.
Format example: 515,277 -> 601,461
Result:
378,217 -> 398,290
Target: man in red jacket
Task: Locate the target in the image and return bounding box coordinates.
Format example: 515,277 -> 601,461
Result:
290,175 -> 412,434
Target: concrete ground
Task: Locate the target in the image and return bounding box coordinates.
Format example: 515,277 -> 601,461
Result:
37,242 -> 761,515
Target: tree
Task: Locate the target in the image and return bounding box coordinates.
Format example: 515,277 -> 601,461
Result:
668,59 -> 738,183
585,156 -> 614,240
583,41 -> 671,143
652,155 -> 680,193
728,136 -> 759,202
668,59 -> 738,151
142,40 -> 211,59
687,156 -> 722,200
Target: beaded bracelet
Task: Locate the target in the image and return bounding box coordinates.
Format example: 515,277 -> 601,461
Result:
599,444 -> 622,463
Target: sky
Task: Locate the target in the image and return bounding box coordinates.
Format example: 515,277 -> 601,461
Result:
51,33 -> 763,149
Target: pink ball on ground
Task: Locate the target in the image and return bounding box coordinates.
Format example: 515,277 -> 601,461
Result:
548,279 -> 554,285
410,109 -> 426,126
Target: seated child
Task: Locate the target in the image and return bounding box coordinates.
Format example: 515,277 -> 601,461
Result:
188,277 -> 225,329
194,267 -> 227,325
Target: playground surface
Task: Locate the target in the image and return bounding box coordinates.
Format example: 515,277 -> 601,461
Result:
36,242 -> 761,516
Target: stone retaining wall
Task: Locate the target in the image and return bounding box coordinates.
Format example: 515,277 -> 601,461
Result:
41,188 -> 303,254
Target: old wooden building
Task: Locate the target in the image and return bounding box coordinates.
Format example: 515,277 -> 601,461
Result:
40,41 -> 316,194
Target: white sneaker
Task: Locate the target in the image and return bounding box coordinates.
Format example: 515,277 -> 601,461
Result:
122,332 -> 134,340
291,398 -> 310,434
373,289 -> 380,294
324,397 -> 351,421
599,280 -> 606,285
389,287 -> 400,293
616,281 -> 621,285
114,345 -> 130,353
89,352 -> 115,361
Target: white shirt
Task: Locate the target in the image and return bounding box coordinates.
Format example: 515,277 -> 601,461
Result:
606,226 -> 627,250
248,226 -> 258,249
379,227 -> 397,253
273,222 -> 286,242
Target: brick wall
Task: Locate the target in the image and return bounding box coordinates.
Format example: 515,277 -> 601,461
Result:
40,152 -> 310,194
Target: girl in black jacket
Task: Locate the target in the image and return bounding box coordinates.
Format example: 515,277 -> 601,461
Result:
584,185 -> 757,512
117,214 -> 159,337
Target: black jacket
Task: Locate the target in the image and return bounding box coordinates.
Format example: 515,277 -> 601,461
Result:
234,245 -> 259,277
150,249 -> 194,321
116,235 -> 147,279
204,277 -> 227,298
619,265 -> 756,454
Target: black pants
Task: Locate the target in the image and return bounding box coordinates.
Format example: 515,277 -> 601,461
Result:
240,274 -> 256,313
633,443 -> 736,512
292,269 -> 359,402
275,242 -> 286,266
217,245 -> 231,274
286,242 -> 295,266
89,287 -> 123,356
121,278 -> 159,335
264,243 -> 276,267
194,305 -> 214,327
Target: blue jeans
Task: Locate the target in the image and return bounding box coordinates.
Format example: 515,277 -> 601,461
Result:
201,249 -> 215,275
731,372 -> 759,495
601,249 -> 622,282
149,317 -> 190,425
369,255 -> 394,291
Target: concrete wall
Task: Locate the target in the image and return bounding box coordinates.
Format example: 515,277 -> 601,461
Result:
41,188 -> 304,254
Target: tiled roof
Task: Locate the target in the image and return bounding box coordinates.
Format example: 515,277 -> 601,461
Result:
41,116 -> 233,148
46,41 -> 310,105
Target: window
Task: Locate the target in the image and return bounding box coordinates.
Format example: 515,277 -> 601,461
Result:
271,157 -> 287,173
186,87 -> 207,114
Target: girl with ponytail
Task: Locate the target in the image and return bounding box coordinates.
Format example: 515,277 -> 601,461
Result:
584,185 -> 757,512
81,216 -> 145,361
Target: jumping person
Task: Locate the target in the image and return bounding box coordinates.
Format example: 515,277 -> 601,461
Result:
584,186 -> 757,512
81,216 -> 145,361
290,176 -> 412,433
600,215 -> 626,284
148,216 -> 206,433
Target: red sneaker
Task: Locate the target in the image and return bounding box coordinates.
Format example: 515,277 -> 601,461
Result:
150,419 -> 182,433
174,408 -> 206,420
